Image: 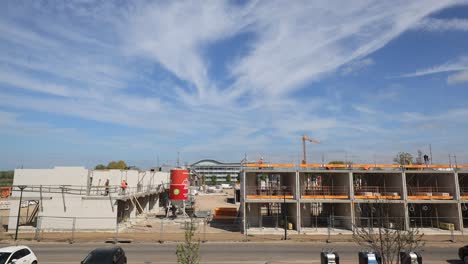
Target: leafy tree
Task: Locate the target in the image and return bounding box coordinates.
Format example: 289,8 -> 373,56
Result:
210,175 -> 217,186
393,152 -> 413,165
176,217 -> 200,264
226,174 -> 231,183
328,160 -> 345,164
95,164 -> 106,170
107,160 -> 127,170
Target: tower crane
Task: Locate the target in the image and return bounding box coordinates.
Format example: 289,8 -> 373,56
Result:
302,134 -> 320,164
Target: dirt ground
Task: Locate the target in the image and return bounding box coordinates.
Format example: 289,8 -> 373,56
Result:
193,189 -> 238,211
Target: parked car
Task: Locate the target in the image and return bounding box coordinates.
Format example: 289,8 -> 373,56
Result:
459,245 -> 468,263
81,246 -> 127,264
0,246 -> 38,264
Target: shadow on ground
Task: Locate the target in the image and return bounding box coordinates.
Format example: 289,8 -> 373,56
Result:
446,259 -> 463,264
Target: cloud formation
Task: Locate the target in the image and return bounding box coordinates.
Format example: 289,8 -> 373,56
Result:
414,17 -> 468,31
0,0 -> 466,167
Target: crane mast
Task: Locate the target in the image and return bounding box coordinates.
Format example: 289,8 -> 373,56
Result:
302,134 -> 320,164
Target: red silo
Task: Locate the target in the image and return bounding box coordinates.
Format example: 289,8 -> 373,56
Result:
169,169 -> 189,200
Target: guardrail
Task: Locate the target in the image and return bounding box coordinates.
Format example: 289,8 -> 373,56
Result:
8,184 -> 164,197
245,163 -> 468,170
245,186 -> 295,199
354,186 -> 401,200
407,186 -> 454,200
300,186 -> 348,199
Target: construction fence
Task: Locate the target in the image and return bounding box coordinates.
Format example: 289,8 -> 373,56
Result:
1,215 -> 468,243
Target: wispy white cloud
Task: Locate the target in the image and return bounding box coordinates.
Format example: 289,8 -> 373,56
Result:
396,55 -> 468,85
352,104 -> 376,115
413,17 -> 468,31
227,1 -> 456,99
448,70 -> 468,84
341,58 -> 375,75
398,56 -> 468,77
0,0 -> 466,166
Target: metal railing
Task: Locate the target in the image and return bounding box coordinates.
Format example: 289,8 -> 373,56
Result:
407,186 -> 453,199
245,186 -> 295,199
354,186 -> 401,199
9,184 -> 164,197
300,186 -> 348,197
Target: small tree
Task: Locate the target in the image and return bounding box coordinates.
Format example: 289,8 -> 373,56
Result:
353,203 -> 425,264
226,174 -> 231,184
328,160 -> 345,164
107,160 -> 127,170
393,152 -> 413,165
95,164 -> 106,170
210,175 -> 217,186
176,217 -> 200,264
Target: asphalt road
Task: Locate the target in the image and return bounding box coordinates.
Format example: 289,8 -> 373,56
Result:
1,242 -> 464,264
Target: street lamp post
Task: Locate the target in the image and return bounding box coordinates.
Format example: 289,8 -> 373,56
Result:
281,186 -> 288,240
15,185 -> 27,241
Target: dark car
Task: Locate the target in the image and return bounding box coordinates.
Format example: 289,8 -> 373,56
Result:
459,245 -> 468,263
81,246 -> 127,264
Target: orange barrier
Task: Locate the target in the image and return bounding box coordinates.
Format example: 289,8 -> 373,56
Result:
408,195 -> 453,200
213,207 -> 237,219
301,195 -> 348,199
376,164 -> 401,168
404,165 -> 427,169
429,164 -> 451,169
326,164 -> 348,169
246,195 -> 294,199
245,163 -> 294,168
245,163 -> 468,170
353,164 -> 372,170
300,164 -> 323,168
355,195 -> 401,200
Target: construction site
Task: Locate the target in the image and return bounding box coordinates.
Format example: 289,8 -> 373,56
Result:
2,136 -> 468,242
240,162 -> 468,235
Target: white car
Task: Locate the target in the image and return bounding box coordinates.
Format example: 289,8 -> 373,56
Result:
0,246 -> 38,264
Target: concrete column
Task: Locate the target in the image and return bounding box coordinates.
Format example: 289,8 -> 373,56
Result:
454,171 -> 464,232
454,172 -> 461,200
296,201 -> 301,234
401,171 -> 408,200
295,170 -> 301,233
401,171 -> 410,230
241,170 -> 246,233
349,172 -> 355,231
403,202 -> 410,230
348,172 -> 354,200
350,202 -> 356,232
457,202 -> 464,233
295,170 -> 300,200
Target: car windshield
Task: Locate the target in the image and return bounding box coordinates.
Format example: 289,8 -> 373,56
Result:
0,253 -> 11,264
82,251 -> 114,264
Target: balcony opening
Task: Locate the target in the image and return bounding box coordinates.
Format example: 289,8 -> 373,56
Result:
408,203 -> 459,231
354,172 -> 402,200
406,173 -> 455,200
299,172 -> 349,199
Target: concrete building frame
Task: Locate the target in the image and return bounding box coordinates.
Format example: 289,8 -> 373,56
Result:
241,165 -> 468,234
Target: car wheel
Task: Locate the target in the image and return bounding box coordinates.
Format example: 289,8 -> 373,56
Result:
32,261 -> 37,264
464,256 -> 468,264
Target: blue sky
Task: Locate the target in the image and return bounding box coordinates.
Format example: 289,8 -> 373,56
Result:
1,0 -> 468,169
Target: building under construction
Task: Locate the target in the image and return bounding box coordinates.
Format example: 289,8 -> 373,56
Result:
240,163 -> 468,234
7,167 -> 169,232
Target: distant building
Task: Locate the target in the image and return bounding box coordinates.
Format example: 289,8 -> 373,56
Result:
190,159 -> 241,184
